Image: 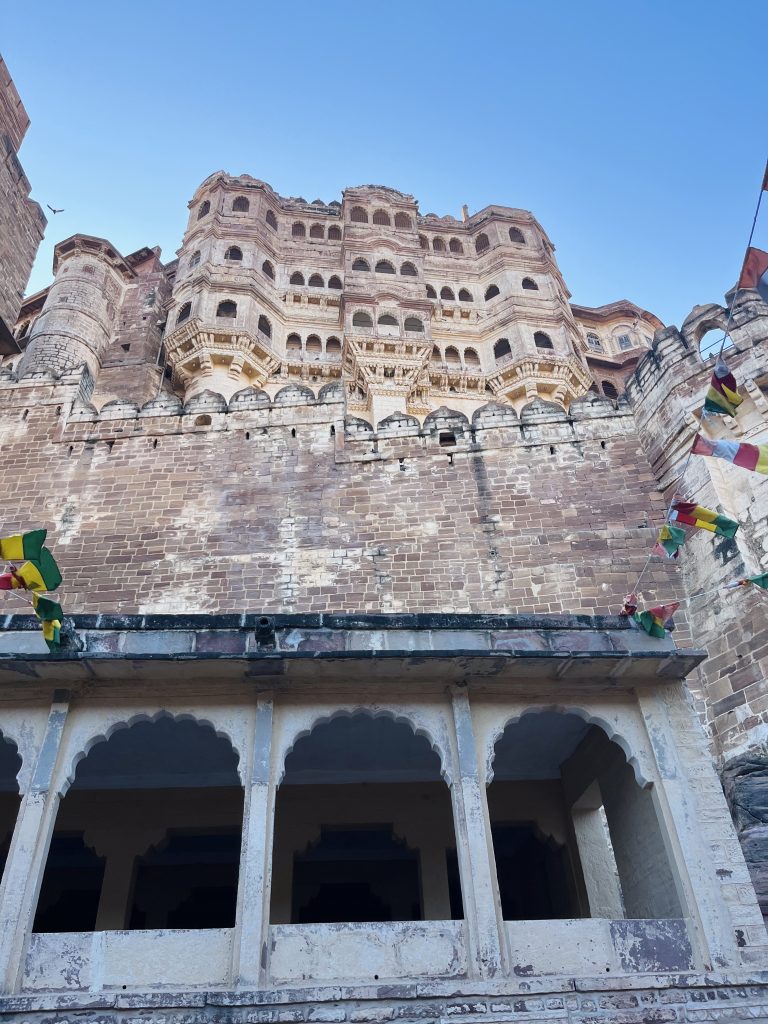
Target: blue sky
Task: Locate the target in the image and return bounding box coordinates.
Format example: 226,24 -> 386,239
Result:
3,0 -> 767,329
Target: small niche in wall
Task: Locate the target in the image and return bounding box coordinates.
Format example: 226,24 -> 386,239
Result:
195,415 -> 212,427
439,431 -> 456,447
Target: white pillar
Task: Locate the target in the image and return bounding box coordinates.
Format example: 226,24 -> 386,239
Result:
449,688 -> 506,977
570,805 -> 624,919
0,691 -> 70,993
232,697 -> 275,986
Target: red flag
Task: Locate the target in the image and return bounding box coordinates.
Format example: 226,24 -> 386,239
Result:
738,247 -> 768,304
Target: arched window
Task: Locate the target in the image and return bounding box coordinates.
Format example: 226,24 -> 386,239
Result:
232,196 -> 249,212
509,227 -> 525,243
373,209 -> 391,226
400,262 -> 417,277
603,381 -> 619,400
445,346 -> 461,365
328,275 -> 342,289
449,238 -> 463,254
432,237 -> 446,252
290,271 -> 305,285
352,258 -> 370,272
464,348 -> 480,367
375,260 -> 395,274
258,314 -> 272,338
176,302 -> 191,325
440,286 -> 455,301
378,313 -> 398,327
586,333 -> 602,351
17,322 -> 28,339
534,331 -> 554,350
262,260 -> 275,279
309,224 -> 324,239
475,233 -> 489,254
418,235 -> 429,250
404,316 -> 423,332
352,311 -> 373,327
328,226 -> 342,241
216,300 -> 237,318
394,212 -> 412,229
287,333 -> 302,353
266,209 -> 278,230
494,338 -> 511,359
292,222 -> 306,238
350,206 -> 368,223
308,273 -> 324,287
326,336 -> 342,356
224,246 -> 243,261
521,277 -> 538,290
426,285 -> 437,298
189,250 -> 201,269
197,200 -> 211,220
458,288 -> 473,302
306,334 -> 322,354
617,333 -> 633,351
485,284 -> 500,300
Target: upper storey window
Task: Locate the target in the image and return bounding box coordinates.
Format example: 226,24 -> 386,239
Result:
328,275 -> 342,289
292,222 -> 306,238
534,331 -> 554,350
352,310 -> 373,327
494,338 -> 511,359
328,226 -> 342,241
617,334 -> 633,350
232,196 -> 249,213
400,262 -> 417,277
262,260 -> 275,279
586,333 -> 602,351
308,274 -> 324,287
426,285 -> 437,298
225,246 -> 243,261
440,286 -> 455,300
189,251 -> 201,269
449,238 -> 463,254
603,381 -> 619,399
176,302 -> 192,324
522,277 -> 538,290
484,284 -> 500,301
475,233 -> 490,254
378,314 -> 398,327
266,209 -> 278,230
375,260 -> 395,274
310,224 -> 324,239
197,200 -> 211,220
352,258 -> 370,272
433,237 -> 446,253
394,212 -> 412,229
373,210 -> 391,226
509,227 -> 525,243
458,288 -> 473,302
419,235 -> 428,250
404,316 -> 424,332
350,207 -> 368,223
258,315 -> 272,338
290,271 -> 305,285
216,300 -> 237,318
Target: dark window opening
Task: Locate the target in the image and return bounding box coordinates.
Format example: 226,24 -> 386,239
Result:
309,224 -> 324,239
534,332 -> 554,350
485,284 -> 500,301
176,302 -> 191,325
224,246 -> 242,261
197,200 -> 211,220
34,834 -> 106,932
292,222 -> 306,238
603,381 -> 619,400
509,227 -> 525,243
494,338 -> 511,360
232,196 -> 249,213
216,300 -> 237,318
439,431 -> 456,447
350,207 -> 368,223
328,226 -> 342,241
290,271 -> 305,286
266,210 -> 278,230
492,824 -> 576,920
475,233 -> 489,254
352,258 -> 370,272
328,275 -> 342,289
522,277 -> 538,290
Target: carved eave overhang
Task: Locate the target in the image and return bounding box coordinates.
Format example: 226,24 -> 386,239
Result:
164,317 -> 279,389
490,353 -> 594,403
53,235 -> 136,280
345,335 -> 431,386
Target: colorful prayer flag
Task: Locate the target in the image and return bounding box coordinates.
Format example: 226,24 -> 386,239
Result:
619,593 -> 638,617
633,602 -> 680,638
739,247 -> 768,305
738,572 -> 768,591
692,434 -> 768,476
653,524 -> 686,559
32,594 -> 63,651
669,501 -> 739,538
703,359 -> 743,417
0,529 -> 47,563
0,549 -> 61,592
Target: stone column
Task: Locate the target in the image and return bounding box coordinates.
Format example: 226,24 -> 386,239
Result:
232,697 -> 275,986
449,688 -> 505,977
0,691 -> 70,993
570,806 -> 624,919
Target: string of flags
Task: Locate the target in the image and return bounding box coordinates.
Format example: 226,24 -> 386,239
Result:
626,158 -> 768,635
0,530 -> 63,650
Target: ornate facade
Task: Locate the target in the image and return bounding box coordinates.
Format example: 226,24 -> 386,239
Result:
1,56 -> 768,1024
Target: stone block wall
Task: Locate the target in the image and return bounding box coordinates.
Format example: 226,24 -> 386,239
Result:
0,55 -> 46,339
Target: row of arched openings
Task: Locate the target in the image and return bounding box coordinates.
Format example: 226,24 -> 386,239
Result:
288,271 -> 342,289
286,334 -> 342,358
351,258 -> 417,277
175,300 -> 271,337
493,333 -> 554,360
0,708 -> 682,932
351,311 -> 424,332
291,222 -> 343,241
349,208 -> 413,229
431,346 -> 481,369
425,279 -> 536,302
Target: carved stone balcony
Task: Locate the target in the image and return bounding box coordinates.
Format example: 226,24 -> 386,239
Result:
488,352 -> 593,405
164,317 -> 280,400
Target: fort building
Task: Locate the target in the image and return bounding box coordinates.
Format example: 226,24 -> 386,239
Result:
1,54 -> 768,1024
